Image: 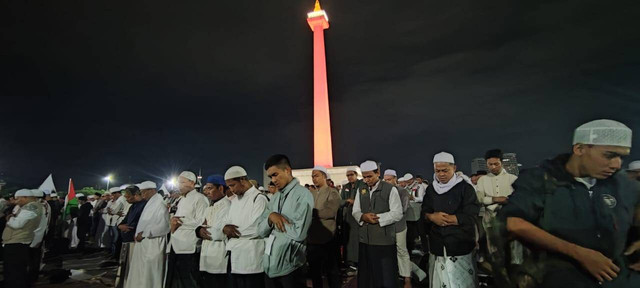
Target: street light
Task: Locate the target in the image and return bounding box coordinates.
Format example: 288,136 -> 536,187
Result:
104,174 -> 113,191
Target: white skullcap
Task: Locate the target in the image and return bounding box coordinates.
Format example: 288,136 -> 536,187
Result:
103,192 -> 111,196
313,165 -> 328,175
119,184 -> 131,191
15,189 -> 32,197
346,167 -> 358,173
384,169 -> 397,177
360,160 -> 378,172
179,171 -> 197,182
50,192 -> 58,197
398,176 -> 406,182
31,189 -> 44,197
258,186 -> 265,191
108,187 -> 121,193
224,166 -> 247,180
136,181 -> 157,190
403,173 -> 414,180
573,119 -> 632,148
76,193 -> 85,198
433,152 -> 455,164
628,160 -> 640,171
88,194 -> 95,198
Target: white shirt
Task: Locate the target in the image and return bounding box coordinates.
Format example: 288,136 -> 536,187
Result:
169,190 -> 209,254
216,187 -> 267,274
136,193 -> 171,238
31,200 -> 51,248
407,181 -> 427,203
109,196 -> 130,226
352,180 -> 403,227
102,200 -> 114,224
200,197 -> 231,274
476,169 -> 518,212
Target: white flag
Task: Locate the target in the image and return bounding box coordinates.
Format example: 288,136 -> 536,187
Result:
39,174 -> 57,195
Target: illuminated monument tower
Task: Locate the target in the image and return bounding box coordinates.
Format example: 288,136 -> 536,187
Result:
307,0 -> 333,167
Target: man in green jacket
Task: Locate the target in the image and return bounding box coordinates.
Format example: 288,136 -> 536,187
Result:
500,119 -> 640,287
259,154 -> 314,288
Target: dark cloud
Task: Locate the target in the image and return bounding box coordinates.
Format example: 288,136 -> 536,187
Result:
1,0 -> 639,189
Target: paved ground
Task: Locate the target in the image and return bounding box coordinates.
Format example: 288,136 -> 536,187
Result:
0,247 -> 491,287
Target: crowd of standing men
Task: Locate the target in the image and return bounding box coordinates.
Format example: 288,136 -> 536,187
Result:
1,119 -> 640,288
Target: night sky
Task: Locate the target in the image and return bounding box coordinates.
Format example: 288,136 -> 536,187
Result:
1,0 -> 639,190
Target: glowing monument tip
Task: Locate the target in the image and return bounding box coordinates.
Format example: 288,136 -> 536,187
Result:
314,0 -> 322,12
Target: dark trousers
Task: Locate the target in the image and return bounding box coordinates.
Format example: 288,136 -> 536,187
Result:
264,268 -> 304,288
4,243 -> 30,288
165,249 -> 201,288
77,224 -> 89,250
407,220 -> 428,253
201,272 -> 228,288
357,243 -> 398,288
28,245 -> 43,283
308,240 -> 340,288
110,226 -> 121,258
226,252 -> 264,288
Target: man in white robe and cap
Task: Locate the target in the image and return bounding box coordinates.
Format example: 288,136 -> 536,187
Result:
352,160 -> 403,288
126,181 -> 170,288
218,166 -> 268,288
165,171 -> 209,288
383,169 -> 414,288
423,152 -> 480,288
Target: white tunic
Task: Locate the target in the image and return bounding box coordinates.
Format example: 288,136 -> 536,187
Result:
31,200 -> 51,248
136,193 -> 171,238
110,196 -> 130,226
200,198 -> 231,274
352,181 -> 403,227
168,190 -> 209,254
215,187 -> 267,274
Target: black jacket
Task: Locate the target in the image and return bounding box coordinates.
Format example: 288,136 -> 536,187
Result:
422,180 -> 479,256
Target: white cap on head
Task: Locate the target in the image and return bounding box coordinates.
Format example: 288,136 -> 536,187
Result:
346,167 -> 358,173
573,119 -> 632,148
76,193 -> 85,198
108,187 -> 120,193
398,176 -> 406,182
15,189 -> 32,197
433,152 -> 455,164
136,181 -> 157,190
224,166 -> 248,180
313,165 -> 328,176
258,186 -> 265,191
179,171 -> 197,182
628,160 -> 640,171
50,192 -> 58,197
31,189 -> 44,197
103,192 -> 111,196
119,184 -> 131,191
403,173 -> 414,180
88,195 -> 95,199
384,169 -> 397,177
360,160 -> 378,172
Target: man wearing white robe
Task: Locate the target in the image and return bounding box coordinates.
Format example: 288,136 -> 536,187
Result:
165,171 -> 210,288
219,166 -> 268,288
196,175 -> 231,286
126,181 -> 170,288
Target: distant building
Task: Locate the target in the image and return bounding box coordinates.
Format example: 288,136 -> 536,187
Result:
502,153 -> 520,176
471,158 -> 488,174
471,153 -> 520,176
